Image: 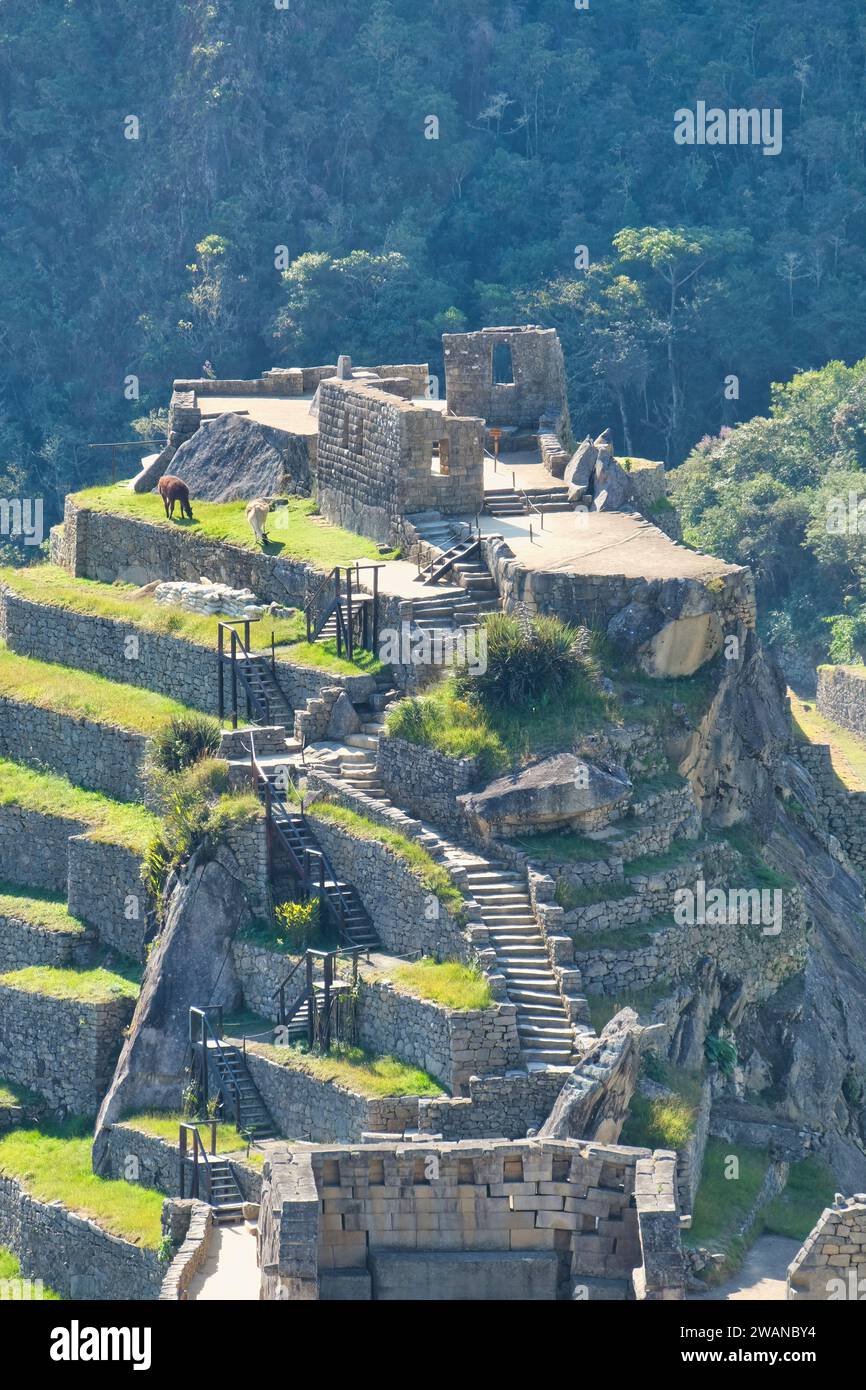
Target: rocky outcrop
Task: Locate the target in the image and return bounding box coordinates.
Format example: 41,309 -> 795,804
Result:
459,753 -> 632,838
92,846 -> 251,1169
676,629 -> 790,829
169,411 -> 312,502
538,1009 -> 646,1142
607,578 -> 732,678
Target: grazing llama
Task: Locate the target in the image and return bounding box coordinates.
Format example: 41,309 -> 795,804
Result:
246,497 -> 271,545
156,475 -> 194,520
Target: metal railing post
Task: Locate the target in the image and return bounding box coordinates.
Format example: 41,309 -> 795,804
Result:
217,625 -> 224,723
306,952 -> 315,1049
230,630 -> 238,730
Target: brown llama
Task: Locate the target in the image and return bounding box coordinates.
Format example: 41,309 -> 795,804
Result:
156,475 -> 193,520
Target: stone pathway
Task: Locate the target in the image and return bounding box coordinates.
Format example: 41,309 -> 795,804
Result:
187,1220 -> 261,1301
691,1236 -> 801,1301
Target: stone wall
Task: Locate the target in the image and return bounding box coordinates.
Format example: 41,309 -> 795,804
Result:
244,1046 -> 420,1142
788,1198 -> 866,1300
232,939 -> 303,1022
0,979 -> 135,1115
817,665 -> 866,740
573,887 -> 809,996
420,1070 -> 566,1140
299,1136 -> 678,1300
159,1200 -> 215,1300
307,810 -> 471,961
0,806 -> 77,893
0,1171 -> 162,1300
0,695 -> 149,803
0,584 -> 375,719
443,327 -> 570,435
316,380 -> 484,545
67,835 -> 150,961
0,907 -> 87,973
795,741 -> 866,872
356,976 -> 521,1094
61,495 -> 316,607
376,734 -> 482,836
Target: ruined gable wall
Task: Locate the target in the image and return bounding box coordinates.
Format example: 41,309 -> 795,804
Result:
443,326 -> 570,433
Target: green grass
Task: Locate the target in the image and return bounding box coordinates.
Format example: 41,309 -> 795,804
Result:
789,687 -> 866,791
571,918 -> 669,953
307,802 -> 465,916
0,757 -> 159,854
586,981 -> 673,1032
0,1246 -> 61,1298
762,1158 -> 836,1242
0,884 -> 85,934
554,880 -> 634,911
390,958 -> 492,1011
514,830 -> 607,863
71,486 -> 398,567
0,1077 -> 43,1110
0,1123 -> 163,1247
0,641 -> 198,734
250,1039 -> 445,1098
620,1059 -> 704,1150
723,827 -> 795,889
625,843 -> 700,878
121,1112 -> 250,1154
684,1140 -> 769,1251
0,962 -> 141,1004
0,564 -> 383,676
386,667 -> 610,774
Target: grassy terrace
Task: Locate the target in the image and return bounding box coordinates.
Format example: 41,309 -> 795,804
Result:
390,958 -> 493,1011
0,757 -> 159,853
0,962 -> 141,1003
0,563 -> 382,676
789,686 -> 866,791
620,1059 -> 703,1150
0,884 -> 84,935
0,1124 -> 163,1248
71,486 -> 398,567
308,802 -> 465,916
0,1246 -> 61,1298
0,642 -> 196,733
249,1039 -> 445,1098
122,1112 -> 250,1154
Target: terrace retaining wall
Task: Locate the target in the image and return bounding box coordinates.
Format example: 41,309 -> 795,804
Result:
0,1172 -> 163,1301
0,695 -> 149,803
0,979 -> 135,1115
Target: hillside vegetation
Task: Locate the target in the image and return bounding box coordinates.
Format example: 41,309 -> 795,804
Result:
3,0 -> 866,547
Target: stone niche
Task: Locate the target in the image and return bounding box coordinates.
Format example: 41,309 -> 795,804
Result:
442,325 -> 570,435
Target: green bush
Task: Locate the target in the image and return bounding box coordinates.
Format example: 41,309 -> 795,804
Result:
274,897 -> 322,951
149,714 -> 221,774
458,611 -> 593,711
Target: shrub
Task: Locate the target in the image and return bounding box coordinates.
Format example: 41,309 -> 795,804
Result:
274,897 -> 322,951
149,713 -> 221,774
457,611 -> 597,712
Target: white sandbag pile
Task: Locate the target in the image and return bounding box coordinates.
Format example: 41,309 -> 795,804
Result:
153,578 -> 279,619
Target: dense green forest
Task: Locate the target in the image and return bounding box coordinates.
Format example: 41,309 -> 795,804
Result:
2,0 -> 866,604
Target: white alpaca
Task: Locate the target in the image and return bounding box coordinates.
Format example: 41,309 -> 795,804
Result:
246,497 -> 271,545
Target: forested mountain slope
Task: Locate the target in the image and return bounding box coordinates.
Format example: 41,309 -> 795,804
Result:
3,0 -> 866,523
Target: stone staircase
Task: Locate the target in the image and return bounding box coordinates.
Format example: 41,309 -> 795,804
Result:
269,808 -> 379,950
459,863 -> 583,1065
484,483 -> 575,517
301,721 -> 588,1070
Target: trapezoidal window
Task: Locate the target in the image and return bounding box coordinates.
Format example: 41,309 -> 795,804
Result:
492,341 -> 514,385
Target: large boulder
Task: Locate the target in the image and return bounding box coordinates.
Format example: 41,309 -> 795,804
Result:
458,752 -> 632,837
564,437 -> 597,496
591,450 -> 635,512
168,411 -> 312,502
92,845 -> 251,1169
607,578 -> 727,677
538,1009 -> 646,1142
